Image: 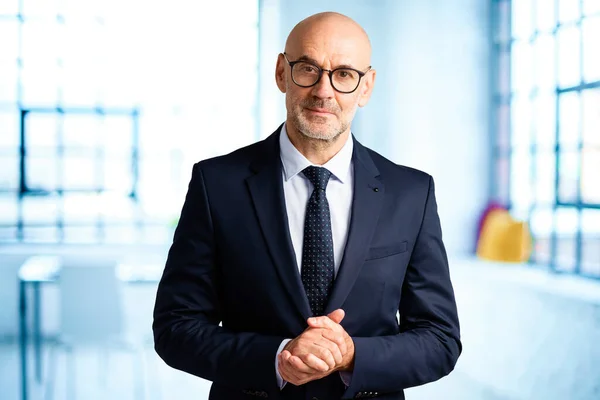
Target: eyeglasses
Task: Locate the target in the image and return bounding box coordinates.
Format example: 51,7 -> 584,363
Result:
282,52 -> 371,94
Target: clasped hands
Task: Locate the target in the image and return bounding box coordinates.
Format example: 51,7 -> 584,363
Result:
277,309 -> 355,386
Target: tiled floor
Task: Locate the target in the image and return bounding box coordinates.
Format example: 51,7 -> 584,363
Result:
0,341 -> 510,400
1,258 -> 599,400
0,341 -> 211,400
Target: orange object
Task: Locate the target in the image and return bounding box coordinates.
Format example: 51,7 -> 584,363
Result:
476,209 -> 532,262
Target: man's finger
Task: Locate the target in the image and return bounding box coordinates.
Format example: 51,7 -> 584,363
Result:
313,338 -> 343,365
278,358 -> 289,379
278,351 -> 291,367
279,358 -> 302,383
280,352 -> 332,386
320,328 -> 347,356
286,356 -> 327,385
280,354 -> 309,380
311,329 -> 345,364
328,309 -> 345,324
307,315 -> 343,332
289,354 -> 327,373
280,349 -> 292,360
295,352 -> 331,372
280,353 -> 313,373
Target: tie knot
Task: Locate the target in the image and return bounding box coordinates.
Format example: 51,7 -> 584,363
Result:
302,166 -> 332,190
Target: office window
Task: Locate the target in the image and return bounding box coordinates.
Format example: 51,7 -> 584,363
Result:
0,1 -> 259,244
492,0 -> 600,278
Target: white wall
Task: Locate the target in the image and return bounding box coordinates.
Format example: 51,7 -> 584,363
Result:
384,0 -> 491,256
0,0 -> 491,337
259,0 -> 491,256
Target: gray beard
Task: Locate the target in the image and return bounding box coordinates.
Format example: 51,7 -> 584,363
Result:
291,112 -> 348,142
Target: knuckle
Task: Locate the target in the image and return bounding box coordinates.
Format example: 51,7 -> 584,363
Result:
316,346 -> 329,358
299,354 -> 312,365
325,332 -> 340,345
325,332 -> 338,344
320,349 -> 335,364
329,343 -> 340,354
327,340 -> 340,353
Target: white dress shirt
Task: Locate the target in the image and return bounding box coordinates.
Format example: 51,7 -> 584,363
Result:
275,123 -> 354,389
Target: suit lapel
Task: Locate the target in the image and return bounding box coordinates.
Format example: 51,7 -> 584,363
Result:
246,127 -> 313,323
325,139 -> 384,314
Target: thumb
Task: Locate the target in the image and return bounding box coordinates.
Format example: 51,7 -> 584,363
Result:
328,309 -> 345,324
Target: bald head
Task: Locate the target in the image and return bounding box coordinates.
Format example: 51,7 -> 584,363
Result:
284,12 -> 372,66
275,12 -> 376,149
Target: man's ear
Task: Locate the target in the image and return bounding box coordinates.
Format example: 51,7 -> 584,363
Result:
358,69 -> 376,107
275,53 -> 287,93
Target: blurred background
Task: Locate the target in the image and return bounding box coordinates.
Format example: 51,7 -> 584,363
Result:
0,0 -> 599,399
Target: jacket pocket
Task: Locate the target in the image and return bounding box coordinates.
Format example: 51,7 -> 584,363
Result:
365,241 -> 408,260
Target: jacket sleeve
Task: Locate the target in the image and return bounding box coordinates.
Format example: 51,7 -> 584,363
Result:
152,162 -> 285,392
342,176 -> 462,399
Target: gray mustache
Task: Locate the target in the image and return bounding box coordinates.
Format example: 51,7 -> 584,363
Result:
301,100 -> 339,113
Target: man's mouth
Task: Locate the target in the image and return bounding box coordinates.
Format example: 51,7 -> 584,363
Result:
305,107 -> 334,115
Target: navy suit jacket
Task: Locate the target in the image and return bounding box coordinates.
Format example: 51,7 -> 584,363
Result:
153,125 -> 461,400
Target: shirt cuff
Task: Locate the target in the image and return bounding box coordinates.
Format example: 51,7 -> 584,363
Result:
275,338 -> 292,389
339,371 -> 352,387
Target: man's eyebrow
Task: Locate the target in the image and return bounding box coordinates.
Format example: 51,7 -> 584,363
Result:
295,54 -> 320,64
295,54 -> 358,70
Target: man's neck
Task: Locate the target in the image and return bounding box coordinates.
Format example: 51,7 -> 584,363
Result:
285,122 -> 350,166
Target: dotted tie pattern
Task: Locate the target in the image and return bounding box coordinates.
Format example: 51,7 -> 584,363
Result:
301,166 -> 334,317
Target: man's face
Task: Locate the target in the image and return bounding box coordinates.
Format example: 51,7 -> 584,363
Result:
276,25 -> 375,142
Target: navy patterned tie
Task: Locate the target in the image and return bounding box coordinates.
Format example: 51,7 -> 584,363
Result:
301,166 -> 334,317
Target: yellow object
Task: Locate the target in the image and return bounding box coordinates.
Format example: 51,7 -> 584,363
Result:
476,209 -> 532,262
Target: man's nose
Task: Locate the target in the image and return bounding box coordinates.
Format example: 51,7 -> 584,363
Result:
311,72 -> 335,99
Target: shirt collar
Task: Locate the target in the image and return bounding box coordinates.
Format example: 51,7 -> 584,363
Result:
279,123 -> 353,183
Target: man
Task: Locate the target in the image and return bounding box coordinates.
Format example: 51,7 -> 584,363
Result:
153,11 -> 461,400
